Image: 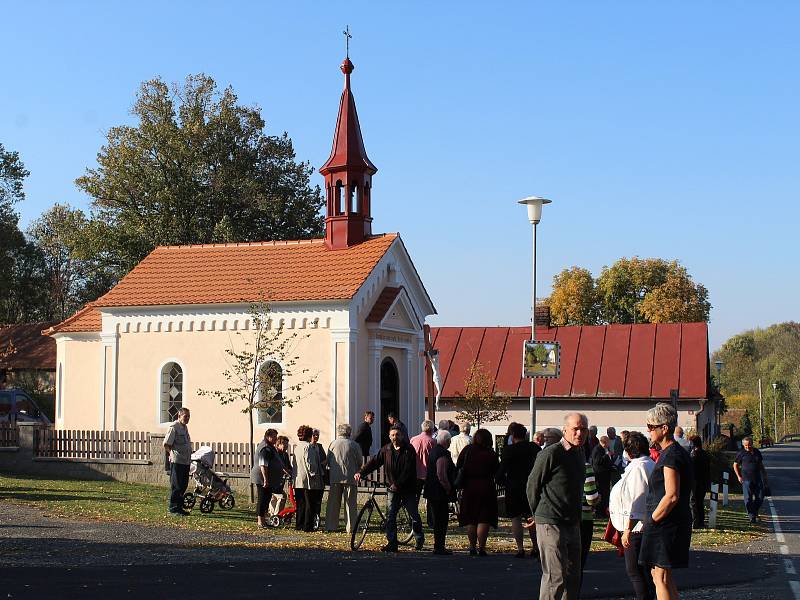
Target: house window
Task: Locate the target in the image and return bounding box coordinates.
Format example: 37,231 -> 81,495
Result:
160,362 -> 183,423
257,360 -> 283,424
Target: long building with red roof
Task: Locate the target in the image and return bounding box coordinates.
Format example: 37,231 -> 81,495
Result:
429,312 -> 717,439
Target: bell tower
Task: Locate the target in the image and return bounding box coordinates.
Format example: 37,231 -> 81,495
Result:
320,55 -> 378,250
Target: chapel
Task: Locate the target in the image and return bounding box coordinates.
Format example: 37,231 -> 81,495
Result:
46,56 -> 436,451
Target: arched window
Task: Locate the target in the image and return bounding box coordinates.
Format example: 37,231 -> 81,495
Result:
258,360 -> 283,424
160,362 -> 183,423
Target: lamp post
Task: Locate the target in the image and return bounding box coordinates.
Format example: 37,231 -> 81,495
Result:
518,195 -> 552,437
772,382 -> 778,442
714,360 -> 724,436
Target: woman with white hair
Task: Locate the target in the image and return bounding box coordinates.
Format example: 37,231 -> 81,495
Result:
638,403 -> 694,600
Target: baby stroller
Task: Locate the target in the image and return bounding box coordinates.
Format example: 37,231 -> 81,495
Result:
265,476 -> 319,530
266,475 -> 297,527
183,446 -> 236,514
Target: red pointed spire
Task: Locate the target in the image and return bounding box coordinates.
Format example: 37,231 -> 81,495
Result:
321,57 -> 377,250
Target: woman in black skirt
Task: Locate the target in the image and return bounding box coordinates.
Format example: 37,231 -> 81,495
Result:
639,403 -> 694,600
496,422 -> 540,557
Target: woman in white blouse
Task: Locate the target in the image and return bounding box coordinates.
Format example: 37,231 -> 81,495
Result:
610,431 -> 657,600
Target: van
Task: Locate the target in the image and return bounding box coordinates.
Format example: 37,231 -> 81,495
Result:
0,389 -> 51,424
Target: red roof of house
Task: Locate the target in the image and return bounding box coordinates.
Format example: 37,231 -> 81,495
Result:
0,322 -> 57,370
429,323 -> 710,400
46,234 -> 399,334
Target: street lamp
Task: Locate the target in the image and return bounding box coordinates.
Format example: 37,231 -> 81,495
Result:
518,195 -> 552,436
772,382 -> 779,442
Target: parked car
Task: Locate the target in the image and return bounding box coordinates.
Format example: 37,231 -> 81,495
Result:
0,388 -> 51,424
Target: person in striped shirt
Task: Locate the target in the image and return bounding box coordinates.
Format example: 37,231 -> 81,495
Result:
580,456 -> 601,591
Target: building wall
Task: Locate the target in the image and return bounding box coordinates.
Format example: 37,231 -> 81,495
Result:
58,327 -> 335,446
55,336 -> 102,430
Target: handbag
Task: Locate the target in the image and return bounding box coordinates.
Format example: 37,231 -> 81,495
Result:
603,518 -> 624,556
763,485 -> 772,497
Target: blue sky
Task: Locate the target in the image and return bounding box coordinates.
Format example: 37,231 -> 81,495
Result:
2,1 -> 798,351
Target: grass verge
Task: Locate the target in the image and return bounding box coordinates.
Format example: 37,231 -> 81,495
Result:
0,474 -> 765,552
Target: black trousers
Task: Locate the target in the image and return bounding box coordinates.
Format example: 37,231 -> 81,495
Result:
256,485 -> 272,519
692,488 -> 706,528
169,463 -> 190,512
296,488 -> 322,531
428,496 -> 450,550
625,532 -> 656,600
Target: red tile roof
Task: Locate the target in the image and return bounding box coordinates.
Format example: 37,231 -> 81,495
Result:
94,234 -> 397,308
430,323 -> 710,400
0,322 -> 57,369
45,235 -> 399,334
365,286 -> 402,322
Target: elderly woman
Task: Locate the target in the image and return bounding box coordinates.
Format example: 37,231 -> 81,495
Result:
638,403 -> 694,600
292,425 -> 323,532
497,422 -> 540,558
457,428 -> 499,556
326,423 -> 363,533
610,431 -> 657,600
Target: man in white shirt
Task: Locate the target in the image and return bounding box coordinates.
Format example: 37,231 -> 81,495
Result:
449,423 -> 472,462
674,426 -> 691,451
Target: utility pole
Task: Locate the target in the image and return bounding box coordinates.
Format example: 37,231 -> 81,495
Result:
773,382 -> 778,442
758,378 -> 764,442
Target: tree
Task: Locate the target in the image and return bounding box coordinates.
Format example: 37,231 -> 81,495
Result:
714,323 -> 800,438
197,299 -> 317,472
548,267 -> 598,326
595,257 -> 710,324
27,204 -> 92,321
76,74 -> 325,280
545,257 -> 711,325
451,361 -> 510,429
0,144 -> 32,322
638,270 -> 710,323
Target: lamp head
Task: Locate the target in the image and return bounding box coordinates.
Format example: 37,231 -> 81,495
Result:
518,196 -> 552,224
714,360 -> 723,371
772,382 -> 778,391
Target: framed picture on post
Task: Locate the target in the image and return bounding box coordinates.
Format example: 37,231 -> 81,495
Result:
523,340 -> 560,379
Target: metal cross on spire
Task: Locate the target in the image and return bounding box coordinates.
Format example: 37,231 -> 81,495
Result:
343,25 -> 352,58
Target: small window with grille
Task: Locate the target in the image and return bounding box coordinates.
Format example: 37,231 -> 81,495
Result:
160,362 -> 183,423
257,360 -> 283,424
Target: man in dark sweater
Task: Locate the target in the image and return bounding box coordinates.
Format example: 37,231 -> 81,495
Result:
355,424 -> 424,552
526,412 -> 588,600
354,410 -> 375,459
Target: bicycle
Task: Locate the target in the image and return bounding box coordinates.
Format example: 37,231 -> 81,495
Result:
350,483 -> 415,550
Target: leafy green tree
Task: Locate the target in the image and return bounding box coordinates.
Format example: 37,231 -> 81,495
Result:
714,323 -> 800,437
27,204 -> 93,321
548,267 -> 598,326
596,257 -> 710,324
0,144 -> 49,323
76,74 -> 325,280
544,257 -> 710,325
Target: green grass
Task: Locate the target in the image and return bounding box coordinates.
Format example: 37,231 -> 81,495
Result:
0,474 -> 765,552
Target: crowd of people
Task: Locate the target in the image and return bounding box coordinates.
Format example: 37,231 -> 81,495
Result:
164,402 -> 762,600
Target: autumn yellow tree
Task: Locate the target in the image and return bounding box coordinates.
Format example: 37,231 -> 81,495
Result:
451,361 -> 511,429
548,266 -> 599,326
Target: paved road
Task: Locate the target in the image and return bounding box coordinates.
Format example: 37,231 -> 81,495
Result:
3,444 -> 800,600
762,442 -> 800,599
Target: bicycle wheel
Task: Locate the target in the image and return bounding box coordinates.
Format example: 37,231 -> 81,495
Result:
351,500 -> 374,551
396,505 -> 415,546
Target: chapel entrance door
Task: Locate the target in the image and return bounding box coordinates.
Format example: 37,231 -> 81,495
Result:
380,358 -> 399,447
